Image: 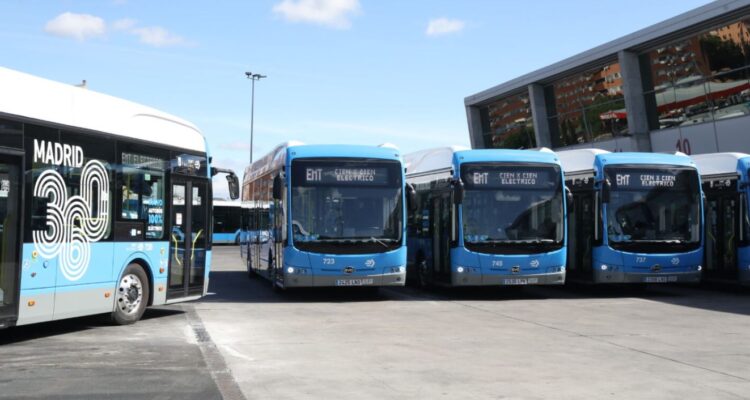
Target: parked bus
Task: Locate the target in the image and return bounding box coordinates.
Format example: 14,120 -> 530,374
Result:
404,147 -> 567,286
212,200 -> 243,244
240,142 -> 408,289
693,153 -> 750,283
0,67 -> 238,329
558,149 -> 703,284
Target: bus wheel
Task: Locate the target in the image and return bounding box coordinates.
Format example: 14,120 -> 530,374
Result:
112,264 -> 150,325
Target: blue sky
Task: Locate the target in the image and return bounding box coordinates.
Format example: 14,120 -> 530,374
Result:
1,0 -> 711,197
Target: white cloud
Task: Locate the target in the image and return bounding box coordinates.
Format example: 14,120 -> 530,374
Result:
112,18 -> 136,31
426,18 -> 465,37
129,26 -> 186,47
44,12 -> 106,41
273,0 -> 360,29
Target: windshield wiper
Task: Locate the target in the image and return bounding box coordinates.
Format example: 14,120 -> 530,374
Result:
468,239 -> 556,244
625,239 -> 688,244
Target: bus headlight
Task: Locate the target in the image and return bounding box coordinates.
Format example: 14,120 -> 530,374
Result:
600,264 -> 608,271
399,266 -> 406,273
697,265 -> 703,271
287,266 -> 295,274
457,266 -> 465,273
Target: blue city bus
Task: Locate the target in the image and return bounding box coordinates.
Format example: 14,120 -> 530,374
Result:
693,153 -> 750,283
212,200 -> 243,245
240,142 -> 408,289
404,147 -> 567,287
558,149 -> 703,284
0,67 -> 238,328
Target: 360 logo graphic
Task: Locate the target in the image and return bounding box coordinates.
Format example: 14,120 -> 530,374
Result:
32,160 -> 110,281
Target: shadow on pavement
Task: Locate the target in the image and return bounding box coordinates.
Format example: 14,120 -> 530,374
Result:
0,307 -> 185,345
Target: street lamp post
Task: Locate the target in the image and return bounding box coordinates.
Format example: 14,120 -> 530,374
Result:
245,71 -> 267,164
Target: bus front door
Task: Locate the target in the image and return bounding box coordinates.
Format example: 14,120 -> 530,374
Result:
168,179 -> 209,300
431,191 -> 451,284
0,153 -> 21,326
706,194 -> 738,280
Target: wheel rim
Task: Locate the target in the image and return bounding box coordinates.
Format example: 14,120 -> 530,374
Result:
117,273 -> 143,315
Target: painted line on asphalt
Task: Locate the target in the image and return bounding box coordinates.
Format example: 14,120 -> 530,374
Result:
184,304 -> 247,400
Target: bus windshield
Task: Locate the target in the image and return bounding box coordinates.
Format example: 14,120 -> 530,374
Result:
460,164 -> 564,245
605,166 -> 701,244
290,159 -> 403,245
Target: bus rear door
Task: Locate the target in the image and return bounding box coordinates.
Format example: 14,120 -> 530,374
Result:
168,178 -> 210,299
0,152 -> 21,327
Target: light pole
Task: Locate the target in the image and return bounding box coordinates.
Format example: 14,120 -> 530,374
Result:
245,71 -> 266,164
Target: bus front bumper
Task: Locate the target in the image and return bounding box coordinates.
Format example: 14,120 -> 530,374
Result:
451,270 -> 566,286
592,269 -> 701,284
282,269 -> 406,288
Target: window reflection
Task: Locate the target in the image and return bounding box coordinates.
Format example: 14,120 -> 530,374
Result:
644,19 -> 750,129
546,60 -> 627,146
479,91 -> 536,149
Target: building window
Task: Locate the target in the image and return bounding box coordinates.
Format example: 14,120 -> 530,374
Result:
545,60 -> 627,147
643,18 -> 750,130
479,91 -> 536,149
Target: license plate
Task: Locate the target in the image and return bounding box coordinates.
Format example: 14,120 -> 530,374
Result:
336,278 -> 374,286
644,276 -> 677,283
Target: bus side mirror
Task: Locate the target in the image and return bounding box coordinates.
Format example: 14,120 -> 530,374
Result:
453,179 -> 464,205
227,174 -> 240,200
407,183 -> 417,212
602,179 -> 611,203
272,175 -> 282,200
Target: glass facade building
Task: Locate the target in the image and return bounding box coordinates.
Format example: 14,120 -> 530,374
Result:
466,1 -> 750,155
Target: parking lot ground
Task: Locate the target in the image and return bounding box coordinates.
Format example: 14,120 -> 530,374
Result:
200,246 -> 750,400
0,305 -> 226,400
3,245 -> 750,399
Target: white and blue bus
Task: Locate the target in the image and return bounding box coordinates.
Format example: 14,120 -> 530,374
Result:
240,142 -> 408,289
693,153 -> 750,283
558,149 -> 703,284
212,200 -> 243,245
0,67 -> 238,328
404,147 -> 567,287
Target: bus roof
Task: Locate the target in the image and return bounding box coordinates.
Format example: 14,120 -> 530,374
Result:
692,152 -> 750,177
558,149 -> 696,174
557,149 -> 610,174
405,146 -> 559,177
243,142 -> 403,183
0,67 -> 206,153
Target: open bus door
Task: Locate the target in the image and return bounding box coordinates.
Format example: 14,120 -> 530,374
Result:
0,152 -> 22,327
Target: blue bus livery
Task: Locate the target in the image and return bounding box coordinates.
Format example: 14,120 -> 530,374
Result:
241,142 -> 408,289
212,200 -> 243,245
559,149 -> 703,284
693,153 -> 750,283
404,147 -> 567,286
0,67 -> 238,328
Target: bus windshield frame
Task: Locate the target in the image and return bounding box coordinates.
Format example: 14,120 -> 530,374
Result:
290,158 -> 403,254
604,164 -> 702,253
460,162 -> 565,254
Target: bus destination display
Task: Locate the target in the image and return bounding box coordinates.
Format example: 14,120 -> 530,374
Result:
461,166 -> 558,189
606,168 -> 696,190
302,167 -> 390,186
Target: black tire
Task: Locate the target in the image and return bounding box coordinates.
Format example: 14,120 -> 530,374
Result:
112,264 -> 150,325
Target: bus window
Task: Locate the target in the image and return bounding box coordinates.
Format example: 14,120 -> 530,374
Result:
121,153 -> 166,240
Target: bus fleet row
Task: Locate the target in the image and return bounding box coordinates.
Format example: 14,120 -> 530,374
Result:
237,142 -> 749,290
0,66 -> 746,330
